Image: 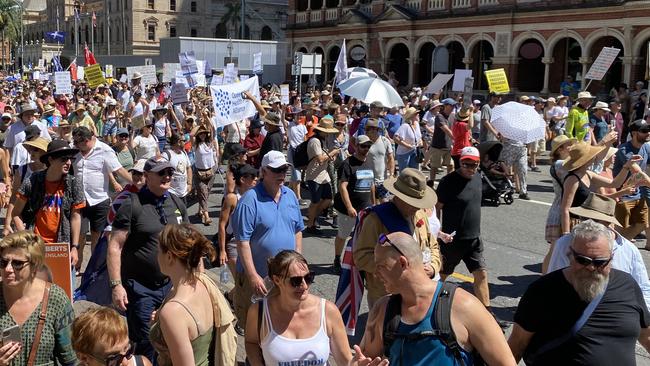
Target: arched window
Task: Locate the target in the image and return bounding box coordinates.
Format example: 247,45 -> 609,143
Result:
260,26 -> 272,40
215,23 -> 227,38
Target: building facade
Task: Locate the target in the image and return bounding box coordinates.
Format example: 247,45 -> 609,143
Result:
287,0 -> 650,96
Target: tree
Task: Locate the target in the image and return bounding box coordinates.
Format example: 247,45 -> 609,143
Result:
219,1 -> 250,39
0,0 -> 20,71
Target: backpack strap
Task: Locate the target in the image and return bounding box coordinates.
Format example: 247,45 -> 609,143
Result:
28,282 -> 51,366
434,282 -> 466,366
382,294 -> 402,358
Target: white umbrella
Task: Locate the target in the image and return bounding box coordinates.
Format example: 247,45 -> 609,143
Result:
345,67 -> 378,79
490,102 -> 547,144
338,76 -> 404,107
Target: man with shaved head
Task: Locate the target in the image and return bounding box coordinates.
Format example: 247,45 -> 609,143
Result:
358,232 -> 516,366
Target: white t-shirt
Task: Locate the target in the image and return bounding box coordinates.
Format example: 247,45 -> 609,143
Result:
288,121 -> 307,149
10,142 -> 31,168
120,90 -> 132,111
550,105 -> 569,124
73,140 -> 123,206
164,149 -> 191,197
394,123 -> 422,155
3,120 -> 51,150
133,135 -> 158,160
194,142 -> 216,170
153,118 -> 168,138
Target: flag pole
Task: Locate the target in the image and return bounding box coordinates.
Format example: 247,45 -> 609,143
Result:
91,14 -> 95,54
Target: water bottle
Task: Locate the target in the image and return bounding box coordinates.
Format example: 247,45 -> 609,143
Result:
220,266 -> 230,284
250,276 -> 275,303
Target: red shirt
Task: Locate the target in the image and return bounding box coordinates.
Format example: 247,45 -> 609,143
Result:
451,121 -> 471,156
244,133 -> 265,167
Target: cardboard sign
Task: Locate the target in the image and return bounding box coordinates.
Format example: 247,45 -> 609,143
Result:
105,64 -> 114,78
171,82 -> 188,105
54,71 -> 72,95
210,75 -> 261,127
280,84 -> 290,105
163,63 -> 181,83
425,73 -> 453,94
131,114 -> 145,130
211,74 -> 224,86
44,243 -> 73,300
126,65 -> 157,86
584,47 -> 621,81
85,64 -> 107,88
452,69 -> 472,92
484,68 -> 511,94
253,52 -> 263,74
119,74 -> 127,83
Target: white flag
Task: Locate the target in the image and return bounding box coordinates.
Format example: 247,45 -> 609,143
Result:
210,75 -> 261,127
335,39 -> 348,84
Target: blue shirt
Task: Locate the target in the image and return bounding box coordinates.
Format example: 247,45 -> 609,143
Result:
357,116 -> 387,137
232,183 -> 304,277
613,141 -> 650,201
384,113 -> 403,138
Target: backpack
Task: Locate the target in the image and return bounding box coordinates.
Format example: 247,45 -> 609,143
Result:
383,281 -> 484,366
293,136 -> 316,169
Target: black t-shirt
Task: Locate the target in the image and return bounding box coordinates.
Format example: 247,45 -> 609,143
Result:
259,129 -> 283,159
515,269 -> 650,366
431,112 -> 450,149
436,170 -> 481,239
112,188 -> 188,288
333,155 -> 375,213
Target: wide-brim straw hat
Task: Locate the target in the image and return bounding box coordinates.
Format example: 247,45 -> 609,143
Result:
313,117 -> 339,134
403,107 -> 418,121
562,142 -> 606,171
23,137 -> 49,153
577,91 -> 596,100
384,168 -> 437,209
262,112 -> 282,126
604,147 -> 618,162
550,135 -> 577,155
569,193 -> 622,227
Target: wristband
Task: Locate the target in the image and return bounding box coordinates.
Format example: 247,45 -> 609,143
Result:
70,243 -> 79,250
110,279 -> 122,288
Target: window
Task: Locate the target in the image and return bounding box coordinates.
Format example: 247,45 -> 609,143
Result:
190,28 -> 197,37
148,24 -> 155,41
148,0 -> 154,9
191,1 -> 197,12
170,0 -> 176,10
170,26 -> 176,37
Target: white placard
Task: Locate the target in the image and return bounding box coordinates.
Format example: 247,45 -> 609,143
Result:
76,66 -> 85,81
119,74 -> 127,83
32,71 -> 40,80
211,75 -> 224,86
38,59 -> 44,69
224,63 -> 238,84
126,65 -> 157,86
163,63 -> 180,83
253,52 -> 263,74
210,75 -> 261,127
452,69 -> 472,92
425,73 -> 454,94
280,84 -> 290,105
171,83 -> 188,105
584,47 -> 621,81
179,51 -> 198,76
54,71 -> 72,95
105,64 -> 114,78
40,73 -> 50,81
174,76 -> 189,88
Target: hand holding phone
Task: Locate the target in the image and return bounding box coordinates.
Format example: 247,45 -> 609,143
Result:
2,325 -> 21,346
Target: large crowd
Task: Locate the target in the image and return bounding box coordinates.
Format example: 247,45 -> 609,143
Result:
0,71 -> 648,366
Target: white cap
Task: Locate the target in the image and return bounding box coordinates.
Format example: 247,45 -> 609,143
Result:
473,99 -> 481,105
1,113 -> 11,119
261,150 -> 291,169
460,146 -> 480,162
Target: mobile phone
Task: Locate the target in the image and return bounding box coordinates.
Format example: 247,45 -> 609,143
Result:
2,325 -> 21,345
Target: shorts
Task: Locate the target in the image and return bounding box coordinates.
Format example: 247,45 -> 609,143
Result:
527,139 -> 545,154
335,209 -> 357,238
615,199 -> 648,228
80,198 -> 110,233
429,148 -> 452,169
440,237 -> 486,275
103,121 -> 117,136
226,240 -> 238,262
307,180 -> 333,203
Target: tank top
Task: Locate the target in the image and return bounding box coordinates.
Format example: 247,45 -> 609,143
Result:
225,190 -> 241,236
194,143 -> 216,170
564,172 -> 590,207
261,298 -> 330,366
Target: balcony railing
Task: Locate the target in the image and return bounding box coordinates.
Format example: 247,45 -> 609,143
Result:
405,0 -> 421,11
326,8 -> 338,20
479,0 -> 499,5
296,11 -> 307,23
452,0 -> 471,8
360,4 -> 372,14
310,10 -> 322,22
428,0 -> 444,9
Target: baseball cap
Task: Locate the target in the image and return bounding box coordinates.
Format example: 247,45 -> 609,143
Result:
473,99 -> 481,105
130,159 -> 147,173
629,119 -> 650,133
24,125 -> 41,141
1,113 -> 11,119
116,128 -> 129,136
235,164 -> 258,180
144,157 -> 174,172
460,146 -> 480,162
357,135 -> 372,145
441,98 -> 457,106
261,150 -> 291,169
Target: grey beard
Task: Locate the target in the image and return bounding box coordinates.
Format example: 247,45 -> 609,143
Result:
573,270 -> 609,302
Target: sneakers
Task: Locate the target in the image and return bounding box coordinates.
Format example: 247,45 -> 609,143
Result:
519,193 -> 531,200
234,323 -> 245,336
531,166 -> 541,172
331,216 -> 339,229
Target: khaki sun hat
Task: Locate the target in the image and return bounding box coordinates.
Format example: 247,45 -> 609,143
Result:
550,135 -> 577,155
384,168 -> 437,209
313,117 -> 339,134
23,137 -> 49,153
403,107 -> 419,121
577,91 -> 596,100
562,142 -> 606,171
569,193 -> 622,227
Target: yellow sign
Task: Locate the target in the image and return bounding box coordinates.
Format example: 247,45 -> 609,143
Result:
484,68 -> 510,94
85,64 -> 106,89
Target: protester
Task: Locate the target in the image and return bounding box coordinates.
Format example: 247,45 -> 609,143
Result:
243,117 -> 265,168
589,101 -> 611,143
163,133 -> 193,202
132,121 -> 160,160
113,127 -> 136,173
3,103 -> 50,160
259,112 -> 284,159
528,98 -> 546,172
480,92 -> 501,143
192,124 -> 218,225
429,98 -> 456,182
393,107 -> 422,172
69,103 -> 99,136
566,91 -> 595,143
224,143 -> 247,195
152,106 -> 172,153
361,118 -> 394,201
449,107 -> 474,169
102,98 -> 119,144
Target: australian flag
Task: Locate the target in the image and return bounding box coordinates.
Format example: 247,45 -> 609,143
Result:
52,55 -> 63,72
46,31 -> 66,43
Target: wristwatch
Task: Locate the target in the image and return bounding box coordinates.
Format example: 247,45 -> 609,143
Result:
110,279 -> 122,289
70,243 -> 79,250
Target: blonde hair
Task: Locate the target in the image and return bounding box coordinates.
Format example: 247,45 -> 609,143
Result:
0,231 -> 45,271
72,307 -> 129,355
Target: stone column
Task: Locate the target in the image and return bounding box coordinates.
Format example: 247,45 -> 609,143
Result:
462,57 -> 472,70
579,56 -> 591,90
307,0 -> 312,10
541,56 -> 554,94
621,56 -> 633,87
408,37 -> 415,86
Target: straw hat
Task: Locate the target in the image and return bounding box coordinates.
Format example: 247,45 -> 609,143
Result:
603,147 -> 618,162
577,91 -> 596,100
403,107 -> 419,121
262,112 -> 282,127
455,107 -> 471,122
313,117 -> 339,134
550,135 -> 577,155
569,193 -> 622,226
260,100 -> 272,110
384,168 -> 437,209
23,137 -> 49,153
591,101 -> 611,112
42,104 -> 56,115
562,142 -> 605,171
75,103 -> 86,112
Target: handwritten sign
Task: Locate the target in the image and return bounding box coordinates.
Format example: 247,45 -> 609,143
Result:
179,51 -> 198,76
44,243 -> 73,300
105,64 -> 114,78
280,84 -> 290,105
452,69 -> 472,92
54,71 -> 72,95
126,65 -> 157,86
171,83 -> 188,105
253,52 -> 263,74
484,68 -> 510,94
584,47 -> 621,81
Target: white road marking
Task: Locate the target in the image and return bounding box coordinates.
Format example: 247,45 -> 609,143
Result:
519,199 -> 552,207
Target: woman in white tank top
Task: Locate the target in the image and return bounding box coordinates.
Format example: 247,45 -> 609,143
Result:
245,250 -> 387,366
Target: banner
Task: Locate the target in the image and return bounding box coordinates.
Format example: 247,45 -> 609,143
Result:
210,75 -> 260,127
55,71 -> 72,95
163,63 -> 181,83
179,51 -> 198,76
44,243 -> 73,300
425,73 -> 453,94
584,47 -> 621,81
452,69 -> 472,92
484,68 -> 510,94
253,52 -> 263,74
280,84 -> 290,105
85,64 -> 107,88
126,65 -> 157,86
171,83 -> 188,105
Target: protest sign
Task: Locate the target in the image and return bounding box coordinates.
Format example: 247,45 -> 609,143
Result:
105,64 -> 114,78
163,63 -> 181,83
204,60 -> 212,76
196,60 -> 205,77
126,65 -> 157,86
175,71 -> 190,87
179,51 -> 198,76
425,73 -> 453,94
210,75 -> 261,127
484,68 -> 510,94
40,73 -> 50,81
211,74 -> 224,86
452,69 -> 472,92
77,66 -> 85,81
32,71 -> 40,80
54,71 -> 72,95
38,58 -> 44,69
253,52 -> 263,74
194,73 -> 206,87
239,75 -> 250,81
171,83 -> 188,105
119,74 -> 127,83
131,114 -> 145,130
224,63 -> 238,84
584,47 -> 621,81
85,64 -> 107,88
463,77 -> 474,108
44,243 -> 73,300
280,84 -> 290,105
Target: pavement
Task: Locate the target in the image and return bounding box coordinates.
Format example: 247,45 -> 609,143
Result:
70,159 -> 650,365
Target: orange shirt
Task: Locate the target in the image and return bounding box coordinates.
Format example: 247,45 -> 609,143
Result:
299,115 -> 319,138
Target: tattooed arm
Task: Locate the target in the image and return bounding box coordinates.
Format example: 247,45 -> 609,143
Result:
358,296 -> 390,359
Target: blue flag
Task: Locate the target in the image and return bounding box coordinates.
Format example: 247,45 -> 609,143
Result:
52,55 -> 63,72
46,31 -> 66,43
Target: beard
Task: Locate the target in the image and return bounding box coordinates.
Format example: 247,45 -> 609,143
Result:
572,268 -> 609,302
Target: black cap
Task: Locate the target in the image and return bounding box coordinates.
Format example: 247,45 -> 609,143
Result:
144,157 -> 173,172
235,164 -> 258,180
231,144 -> 247,156
630,119 -> 650,132
359,105 -> 369,114
24,125 -> 41,141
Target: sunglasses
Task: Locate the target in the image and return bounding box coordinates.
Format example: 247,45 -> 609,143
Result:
57,156 -> 74,162
118,134 -> 129,138
288,271 -> 316,287
570,248 -> 612,268
92,341 -> 135,366
268,165 -> 289,174
378,233 -> 406,257
461,162 -> 479,169
157,169 -> 174,177
0,258 -> 30,270
359,144 -> 372,150
73,138 -> 88,145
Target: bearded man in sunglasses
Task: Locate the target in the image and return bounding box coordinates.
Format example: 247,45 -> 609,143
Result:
509,219 -> 650,365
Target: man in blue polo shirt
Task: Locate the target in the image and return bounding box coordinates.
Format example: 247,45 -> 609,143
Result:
231,150 -> 304,333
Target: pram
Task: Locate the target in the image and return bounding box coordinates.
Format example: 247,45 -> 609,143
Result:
478,141 -> 515,206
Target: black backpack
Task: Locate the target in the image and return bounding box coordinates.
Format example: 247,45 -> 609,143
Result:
382,282 -> 484,366
292,136 -> 316,169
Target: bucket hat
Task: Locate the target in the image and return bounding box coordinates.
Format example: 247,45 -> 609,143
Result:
384,168 -> 437,209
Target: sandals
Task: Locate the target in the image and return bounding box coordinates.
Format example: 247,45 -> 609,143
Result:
202,211 -> 212,226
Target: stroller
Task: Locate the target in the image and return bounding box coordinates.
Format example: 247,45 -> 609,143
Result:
478,141 -> 515,206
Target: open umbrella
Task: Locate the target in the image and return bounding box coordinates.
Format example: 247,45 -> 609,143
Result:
490,102 -> 546,144
338,76 -> 404,107
345,67 -> 378,79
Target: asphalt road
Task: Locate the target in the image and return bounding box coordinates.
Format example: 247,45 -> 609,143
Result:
69,158 -> 650,365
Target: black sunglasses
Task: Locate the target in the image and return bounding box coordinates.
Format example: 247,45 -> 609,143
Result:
359,144 -> 372,149
157,169 -> 174,177
570,248 -> 612,268
288,271 -> 316,287
0,258 -> 30,270
94,341 -> 135,366
268,165 -> 289,174
378,233 -> 406,257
